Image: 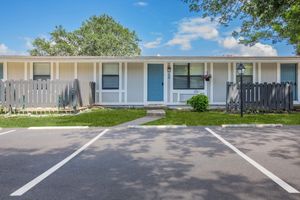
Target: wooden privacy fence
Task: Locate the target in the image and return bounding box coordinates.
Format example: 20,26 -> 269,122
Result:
0,79 -> 96,111
226,82 -> 294,112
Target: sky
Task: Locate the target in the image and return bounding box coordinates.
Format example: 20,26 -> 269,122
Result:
0,0 -> 295,56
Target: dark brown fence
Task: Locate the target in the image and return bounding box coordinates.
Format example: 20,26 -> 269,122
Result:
226,82 -> 294,112
0,79 -> 95,112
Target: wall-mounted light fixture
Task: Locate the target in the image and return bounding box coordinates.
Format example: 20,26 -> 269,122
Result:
167,66 -> 171,73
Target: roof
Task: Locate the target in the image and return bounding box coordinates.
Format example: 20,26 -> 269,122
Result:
0,55 -> 300,62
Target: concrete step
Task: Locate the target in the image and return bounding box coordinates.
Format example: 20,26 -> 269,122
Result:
144,105 -> 167,110
146,109 -> 166,117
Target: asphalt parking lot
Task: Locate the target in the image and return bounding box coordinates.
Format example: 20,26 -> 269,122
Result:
0,126 -> 299,200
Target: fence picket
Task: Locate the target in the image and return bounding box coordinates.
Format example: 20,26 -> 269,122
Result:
226,82 -> 293,112
0,79 -> 94,112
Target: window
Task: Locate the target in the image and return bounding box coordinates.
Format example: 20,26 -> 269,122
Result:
33,63 -> 50,80
173,63 -> 204,89
0,63 -> 3,80
236,63 -> 253,84
102,63 -> 119,89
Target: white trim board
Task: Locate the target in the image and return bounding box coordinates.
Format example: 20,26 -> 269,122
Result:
210,62 -> 214,103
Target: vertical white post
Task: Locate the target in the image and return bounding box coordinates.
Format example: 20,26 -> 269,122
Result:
124,62 -> 128,103
227,62 -> 231,82
99,62 -> 102,102
24,62 -> 28,80
170,62 -> 174,103
204,62 -> 208,96
233,62 -> 236,83
50,62 -> 54,80
253,62 -> 256,83
277,62 -> 281,83
56,62 -> 59,80
74,62 -> 78,79
29,62 -> 33,80
164,62 -> 168,104
258,62 -> 262,83
119,62 -> 122,103
143,62 -> 147,105
93,62 -> 96,82
210,62 -> 214,103
3,61 -> 7,80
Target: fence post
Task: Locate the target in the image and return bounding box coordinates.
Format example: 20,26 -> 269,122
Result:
73,79 -> 83,107
226,82 -> 229,112
289,82 -> 294,111
89,82 -> 96,106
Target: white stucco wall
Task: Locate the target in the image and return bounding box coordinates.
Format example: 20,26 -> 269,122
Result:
59,63 -> 74,80
261,63 -> 277,83
127,63 -> 144,103
77,63 -> 93,81
7,62 -> 25,80
102,92 -> 119,103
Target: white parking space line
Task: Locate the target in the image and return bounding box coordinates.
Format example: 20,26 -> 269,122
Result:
10,128 -> 110,196
0,130 -> 16,136
205,128 -> 300,194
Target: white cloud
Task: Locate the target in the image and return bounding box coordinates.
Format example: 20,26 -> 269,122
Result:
23,37 -> 34,49
0,42 -> 29,55
166,16 -> 278,55
219,37 -> 278,56
0,43 -> 9,55
0,43 -> 16,55
143,37 -> 162,49
167,17 -> 219,50
134,1 -> 148,7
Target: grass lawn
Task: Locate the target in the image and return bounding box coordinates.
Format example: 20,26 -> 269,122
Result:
146,110 -> 300,126
0,108 -> 146,128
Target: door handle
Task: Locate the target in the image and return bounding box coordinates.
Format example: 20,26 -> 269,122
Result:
162,82 -> 164,86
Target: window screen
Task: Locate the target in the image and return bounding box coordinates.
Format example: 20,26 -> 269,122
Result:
33,63 -> 50,80
102,63 -> 119,89
236,63 -> 253,84
173,63 -> 204,89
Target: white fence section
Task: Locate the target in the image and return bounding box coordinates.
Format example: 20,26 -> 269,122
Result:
0,79 -> 95,111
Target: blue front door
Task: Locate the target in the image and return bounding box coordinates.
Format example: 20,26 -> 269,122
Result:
281,64 -> 297,100
148,64 -> 164,101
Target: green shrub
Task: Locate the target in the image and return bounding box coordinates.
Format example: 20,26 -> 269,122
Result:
187,94 -> 209,112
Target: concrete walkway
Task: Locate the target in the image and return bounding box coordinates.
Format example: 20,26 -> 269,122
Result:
115,116 -> 162,128
114,109 -> 165,128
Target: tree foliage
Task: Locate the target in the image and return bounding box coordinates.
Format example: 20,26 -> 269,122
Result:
30,15 -> 141,56
183,0 -> 300,55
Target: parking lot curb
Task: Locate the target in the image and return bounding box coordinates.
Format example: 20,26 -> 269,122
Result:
222,124 -> 283,128
28,126 -> 89,130
128,125 -> 187,129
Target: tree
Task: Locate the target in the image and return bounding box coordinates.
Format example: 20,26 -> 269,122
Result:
183,0 -> 300,55
30,15 -> 141,56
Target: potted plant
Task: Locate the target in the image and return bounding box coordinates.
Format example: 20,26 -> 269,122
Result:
204,73 -> 211,81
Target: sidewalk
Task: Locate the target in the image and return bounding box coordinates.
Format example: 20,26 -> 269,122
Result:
114,116 -> 162,128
